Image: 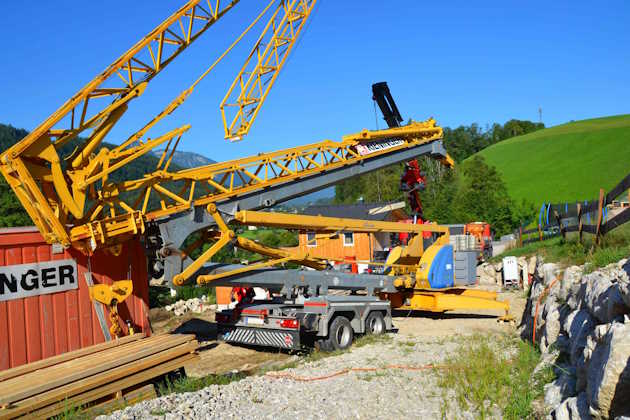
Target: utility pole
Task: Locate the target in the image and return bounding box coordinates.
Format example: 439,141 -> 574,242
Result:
538,107 -> 543,123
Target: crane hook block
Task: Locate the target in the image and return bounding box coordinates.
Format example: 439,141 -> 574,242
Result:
89,280 -> 133,306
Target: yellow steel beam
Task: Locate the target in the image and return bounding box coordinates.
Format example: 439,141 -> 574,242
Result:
392,289 -> 511,316
234,236 -> 328,270
234,210 -> 450,236
342,119 -> 442,142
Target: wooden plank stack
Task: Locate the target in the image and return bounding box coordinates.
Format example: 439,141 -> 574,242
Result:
0,334 -> 198,419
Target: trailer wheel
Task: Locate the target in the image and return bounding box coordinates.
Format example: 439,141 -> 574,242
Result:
314,337 -> 333,352
365,311 -> 385,335
328,316 -> 353,351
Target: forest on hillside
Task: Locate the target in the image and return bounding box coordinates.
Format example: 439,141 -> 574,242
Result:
0,123 -> 176,227
335,119 -> 544,236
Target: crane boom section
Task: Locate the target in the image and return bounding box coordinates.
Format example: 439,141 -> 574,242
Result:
221,0 -> 316,140
5,0 -> 239,159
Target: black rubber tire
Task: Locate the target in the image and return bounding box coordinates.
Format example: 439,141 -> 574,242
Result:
328,316 -> 354,351
364,311 -> 386,335
314,337 -> 333,352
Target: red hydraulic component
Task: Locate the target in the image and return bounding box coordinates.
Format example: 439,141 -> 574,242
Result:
232,286 -> 255,305
400,159 -> 426,220
346,256 -> 359,274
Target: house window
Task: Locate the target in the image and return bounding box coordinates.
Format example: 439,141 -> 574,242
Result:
343,232 -> 354,247
306,232 -> 317,247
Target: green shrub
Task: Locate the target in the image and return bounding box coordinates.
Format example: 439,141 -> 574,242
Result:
157,372 -> 245,395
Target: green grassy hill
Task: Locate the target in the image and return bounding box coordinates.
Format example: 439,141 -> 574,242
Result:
470,114 -> 630,204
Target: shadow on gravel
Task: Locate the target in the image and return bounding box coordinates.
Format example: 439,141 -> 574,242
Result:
173,318 -> 217,340
391,310 -> 498,320
227,342 -> 304,355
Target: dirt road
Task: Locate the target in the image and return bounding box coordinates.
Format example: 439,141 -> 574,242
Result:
150,291 -> 526,377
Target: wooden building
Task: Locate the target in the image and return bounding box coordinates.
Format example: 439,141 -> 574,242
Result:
295,202 -> 409,271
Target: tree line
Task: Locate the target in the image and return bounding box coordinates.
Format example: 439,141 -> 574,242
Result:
334,119 -> 544,236
443,119 -> 544,162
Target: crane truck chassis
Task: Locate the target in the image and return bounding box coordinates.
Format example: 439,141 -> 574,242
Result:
205,266 -> 398,350
202,239 -> 508,352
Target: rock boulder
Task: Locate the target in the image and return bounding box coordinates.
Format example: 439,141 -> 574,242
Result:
563,309 -> 595,365
545,373 -> 577,410
583,271 -> 626,324
550,392 -> 590,420
586,320 -> 630,419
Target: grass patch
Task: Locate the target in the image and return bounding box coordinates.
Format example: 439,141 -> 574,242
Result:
51,403 -> 88,420
471,114 -> 630,204
398,340 -> 416,355
353,333 -> 393,348
157,371 -> 245,395
437,334 -> 553,419
305,348 -> 345,362
357,371 -> 390,382
255,358 -> 302,375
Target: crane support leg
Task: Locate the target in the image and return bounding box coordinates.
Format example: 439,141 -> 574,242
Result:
234,236 -> 327,270
386,288 -> 513,320
172,204 -> 234,286
157,140 -> 447,285
196,256 -> 291,285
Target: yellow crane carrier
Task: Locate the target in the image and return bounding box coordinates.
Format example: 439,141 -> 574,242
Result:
1,0 -> 510,349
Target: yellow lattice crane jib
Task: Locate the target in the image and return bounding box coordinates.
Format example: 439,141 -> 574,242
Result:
0,0 -> 316,250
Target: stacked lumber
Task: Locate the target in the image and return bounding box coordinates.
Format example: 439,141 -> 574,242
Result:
0,334 -> 198,419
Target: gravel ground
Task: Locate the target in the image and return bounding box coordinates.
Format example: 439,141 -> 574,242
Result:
104,292 -> 524,419
101,333 -> 482,419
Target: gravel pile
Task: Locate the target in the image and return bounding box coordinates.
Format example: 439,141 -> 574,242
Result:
101,334 -> 477,419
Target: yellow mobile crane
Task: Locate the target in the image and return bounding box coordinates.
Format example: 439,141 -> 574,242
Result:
1,1 -> 510,345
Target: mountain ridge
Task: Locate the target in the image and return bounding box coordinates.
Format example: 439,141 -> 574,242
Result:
150,149 -> 215,169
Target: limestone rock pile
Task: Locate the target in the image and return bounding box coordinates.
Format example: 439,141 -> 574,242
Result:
520,258 -> 630,419
165,296 -> 216,316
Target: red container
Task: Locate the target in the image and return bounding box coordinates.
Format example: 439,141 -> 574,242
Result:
0,227 -> 150,371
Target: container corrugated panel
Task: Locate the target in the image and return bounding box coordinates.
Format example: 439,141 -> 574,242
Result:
0,227 -> 150,371
454,250 -> 478,286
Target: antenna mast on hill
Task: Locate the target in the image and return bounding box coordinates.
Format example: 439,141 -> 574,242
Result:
538,107 -> 543,123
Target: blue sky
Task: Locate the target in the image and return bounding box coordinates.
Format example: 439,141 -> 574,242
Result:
0,0 -> 628,162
